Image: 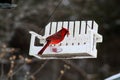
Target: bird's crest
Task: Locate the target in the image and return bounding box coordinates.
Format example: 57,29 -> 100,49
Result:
62,27 -> 69,35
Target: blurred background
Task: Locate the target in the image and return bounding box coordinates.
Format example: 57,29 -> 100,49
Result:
0,0 -> 120,80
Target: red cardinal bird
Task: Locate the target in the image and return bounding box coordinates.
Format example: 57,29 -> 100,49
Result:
38,27 -> 69,55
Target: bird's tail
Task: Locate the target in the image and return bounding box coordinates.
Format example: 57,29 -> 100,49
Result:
38,41 -> 51,55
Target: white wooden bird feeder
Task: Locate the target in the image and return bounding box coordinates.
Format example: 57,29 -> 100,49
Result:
29,20 -> 103,59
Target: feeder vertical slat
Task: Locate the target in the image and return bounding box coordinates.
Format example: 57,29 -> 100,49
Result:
93,21 -> 98,33
51,22 -> 57,35
87,21 -> 92,29
57,22 -> 63,31
45,23 -> 51,37
67,21 -> 74,45
74,21 -> 80,45
81,21 -> 86,34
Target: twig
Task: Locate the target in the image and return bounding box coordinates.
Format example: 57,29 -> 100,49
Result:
61,60 -> 88,80
29,60 -> 49,79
